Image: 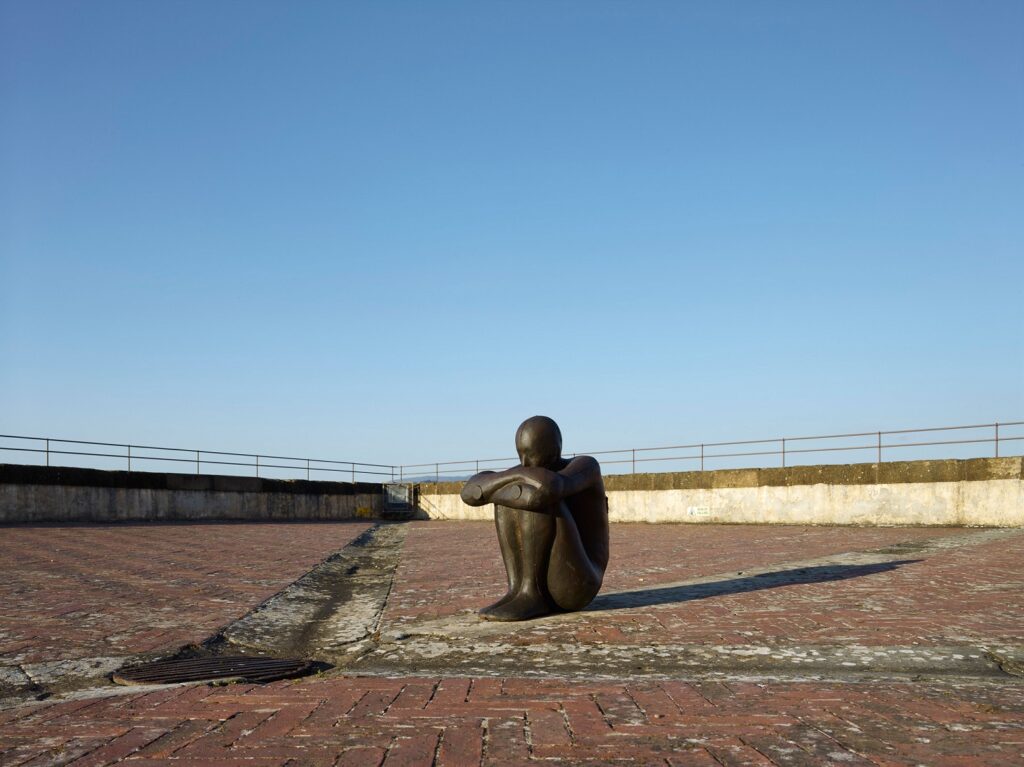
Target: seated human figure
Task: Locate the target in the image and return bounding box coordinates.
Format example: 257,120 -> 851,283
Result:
461,416 -> 609,621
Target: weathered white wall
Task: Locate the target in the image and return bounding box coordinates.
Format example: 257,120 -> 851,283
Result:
416,473 -> 1023,526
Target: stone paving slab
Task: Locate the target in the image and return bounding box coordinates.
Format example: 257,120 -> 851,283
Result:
0,520 -> 1022,765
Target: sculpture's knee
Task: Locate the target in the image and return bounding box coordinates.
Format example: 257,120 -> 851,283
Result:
548,562 -> 602,612
552,583 -> 599,612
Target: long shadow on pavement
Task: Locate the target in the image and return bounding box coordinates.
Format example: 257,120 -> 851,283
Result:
587,559 -> 923,612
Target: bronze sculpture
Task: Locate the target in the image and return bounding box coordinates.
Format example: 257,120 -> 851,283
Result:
461,416 -> 609,621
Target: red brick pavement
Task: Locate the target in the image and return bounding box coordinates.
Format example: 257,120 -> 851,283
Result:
1,521 -> 1022,765
0,522 -> 372,664
1,674 -> 1022,766
385,522 -> 1024,647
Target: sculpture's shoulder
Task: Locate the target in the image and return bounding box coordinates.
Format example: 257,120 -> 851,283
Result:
563,455 -> 605,495
567,454 -> 602,476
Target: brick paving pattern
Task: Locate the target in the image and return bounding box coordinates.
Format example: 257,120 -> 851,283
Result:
385,522 -> 1024,647
384,523 -> 964,629
0,522 -> 372,664
1,521 -> 1022,765
1,675 -> 1021,766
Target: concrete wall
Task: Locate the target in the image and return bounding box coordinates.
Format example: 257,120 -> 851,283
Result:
414,457 -> 1024,526
0,464 -> 383,524
5,458 -> 1022,526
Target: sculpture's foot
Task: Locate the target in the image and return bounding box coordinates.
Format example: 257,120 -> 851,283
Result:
478,591 -> 515,618
478,591 -> 552,622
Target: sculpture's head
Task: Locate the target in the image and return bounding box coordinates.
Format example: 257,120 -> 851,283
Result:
515,415 -> 563,469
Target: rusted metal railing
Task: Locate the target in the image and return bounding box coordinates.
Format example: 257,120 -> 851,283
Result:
0,435 -> 396,482
2,420 -> 1021,484
397,421 -> 1023,482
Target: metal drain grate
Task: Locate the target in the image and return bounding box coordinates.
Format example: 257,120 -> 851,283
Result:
112,656 -> 314,686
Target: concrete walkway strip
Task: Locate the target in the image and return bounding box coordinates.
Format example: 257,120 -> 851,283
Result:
222,522 -> 406,658
357,639 -> 1011,682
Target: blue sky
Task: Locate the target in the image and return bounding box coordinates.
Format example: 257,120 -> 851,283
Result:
1,1 -> 1021,472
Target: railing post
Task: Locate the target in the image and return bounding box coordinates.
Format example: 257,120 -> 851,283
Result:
351,463 -> 355,483
306,459 -> 310,481
632,448 -> 636,474
255,455 -> 259,478
700,443 -> 704,472
877,432 -> 882,463
995,422 -> 1000,458
435,463 -> 439,484
476,460 -> 479,473
196,450 -> 200,475
781,438 -> 786,468
400,465 -> 404,482
128,445 -> 132,472
46,438 -> 50,467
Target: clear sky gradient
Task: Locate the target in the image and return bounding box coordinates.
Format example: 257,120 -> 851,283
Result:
2,1 -> 1022,469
